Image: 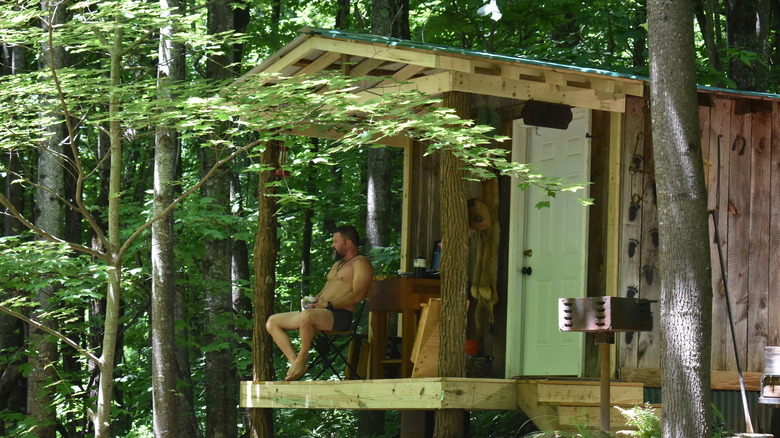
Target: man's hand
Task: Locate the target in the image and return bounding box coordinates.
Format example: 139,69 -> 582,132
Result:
301,296 -> 319,309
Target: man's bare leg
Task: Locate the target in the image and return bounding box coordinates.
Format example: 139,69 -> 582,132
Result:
265,312 -> 302,367
285,309 -> 334,381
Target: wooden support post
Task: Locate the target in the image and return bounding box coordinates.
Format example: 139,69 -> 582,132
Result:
596,332 -> 615,432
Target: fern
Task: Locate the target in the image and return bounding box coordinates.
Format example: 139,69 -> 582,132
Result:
616,404 -> 661,438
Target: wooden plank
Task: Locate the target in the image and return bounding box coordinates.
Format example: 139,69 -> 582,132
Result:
709,97 -> 733,371
411,298 -> 441,377
517,380 -> 559,431
450,71 -> 627,112
620,366 -> 662,387
558,406 -> 658,430
770,101 -> 780,348
497,65 -> 645,97
376,64 -> 428,87
234,33 -> 312,83
400,137 -> 413,270
258,37 -> 318,76
605,111 -> 624,299
293,51 -> 342,77
311,37 -> 439,68
636,103 -> 660,369
747,109 -> 771,372
617,96 -> 647,371
620,367 -> 762,391
536,381 -> 644,405
348,57 -> 388,77
727,108 -> 752,372
713,370 -> 762,391
438,378 -> 518,410
356,71 -> 454,102
239,378 -> 517,410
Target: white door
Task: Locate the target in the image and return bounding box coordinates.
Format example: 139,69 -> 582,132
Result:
506,109 -> 590,377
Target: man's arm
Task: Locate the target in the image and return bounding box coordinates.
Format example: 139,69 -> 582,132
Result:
348,257 -> 374,305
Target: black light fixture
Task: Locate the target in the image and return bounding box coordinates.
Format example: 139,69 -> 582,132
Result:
521,100 -> 573,130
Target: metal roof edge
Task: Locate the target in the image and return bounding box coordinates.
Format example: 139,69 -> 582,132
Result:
695,84 -> 780,100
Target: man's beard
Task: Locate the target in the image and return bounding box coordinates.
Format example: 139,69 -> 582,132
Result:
332,248 -> 345,261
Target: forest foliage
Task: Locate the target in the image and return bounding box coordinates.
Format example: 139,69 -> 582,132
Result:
0,0 -> 777,437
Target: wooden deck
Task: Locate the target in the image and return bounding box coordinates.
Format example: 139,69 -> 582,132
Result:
240,377 -> 649,431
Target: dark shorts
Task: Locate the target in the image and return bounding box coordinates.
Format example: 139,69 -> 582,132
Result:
330,308 -> 353,331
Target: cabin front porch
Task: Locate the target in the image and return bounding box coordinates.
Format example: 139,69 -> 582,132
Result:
239,377 -> 648,432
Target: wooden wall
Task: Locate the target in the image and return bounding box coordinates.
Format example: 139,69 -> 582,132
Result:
617,94 -> 780,375
408,141 -> 441,270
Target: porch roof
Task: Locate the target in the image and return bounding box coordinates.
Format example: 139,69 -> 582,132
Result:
236,27 -> 648,113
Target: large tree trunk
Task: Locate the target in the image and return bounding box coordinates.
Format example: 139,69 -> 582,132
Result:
359,3 -> 410,434
726,0 -> 771,91
434,91 -> 470,438
28,2 -> 66,436
151,1 -> 184,435
250,142 -> 279,438
647,0 -> 713,436
203,3 -> 239,437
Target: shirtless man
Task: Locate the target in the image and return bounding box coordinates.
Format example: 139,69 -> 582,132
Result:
265,225 -> 374,381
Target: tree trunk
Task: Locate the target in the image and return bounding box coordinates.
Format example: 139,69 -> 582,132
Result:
93,14 -> 126,437
250,142 -> 279,438
3,36 -> 24,235
647,1 -> 713,436
200,155 -> 236,438
434,91 -> 470,438
202,2 -> 239,437
151,1 -> 184,434
0,39 -> 26,438
28,2 -> 66,436
231,172 -> 252,335
693,0 -> 723,76
726,0 -> 771,91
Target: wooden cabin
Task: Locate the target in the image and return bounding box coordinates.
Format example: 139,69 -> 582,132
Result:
239,27 -> 780,433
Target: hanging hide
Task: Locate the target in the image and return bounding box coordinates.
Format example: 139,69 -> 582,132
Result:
468,197 -> 492,230
469,178 -> 500,336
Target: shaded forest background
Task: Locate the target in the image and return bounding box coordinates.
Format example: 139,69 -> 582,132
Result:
0,0 -> 778,437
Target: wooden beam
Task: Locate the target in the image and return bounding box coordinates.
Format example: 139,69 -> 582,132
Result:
558,405 -> 660,430
239,378 -> 519,410
377,64 -> 428,87
535,380 -> 644,405
517,380 -> 559,431
311,38 -> 439,68
498,65 -> 645,97
293,51 -> 342,77
400,137 -> 413,270
356,71 -> 454,102
606,111 -> 624,299
449,71 -> 627,112
349,57 -> 388,77
620,367 -> 763,391
255,38 -> 318,77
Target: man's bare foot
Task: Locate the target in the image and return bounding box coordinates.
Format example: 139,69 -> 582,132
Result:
285,362 -> 308,381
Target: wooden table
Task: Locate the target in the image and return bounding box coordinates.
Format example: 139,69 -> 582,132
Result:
368,277 -> 440,378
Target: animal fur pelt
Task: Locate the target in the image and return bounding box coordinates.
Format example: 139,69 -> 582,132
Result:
470,178 -> 500,336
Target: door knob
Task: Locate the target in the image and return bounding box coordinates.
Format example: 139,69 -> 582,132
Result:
521,266 -> 532,276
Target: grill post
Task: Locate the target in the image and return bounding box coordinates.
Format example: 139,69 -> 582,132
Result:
559,296 -> 655,432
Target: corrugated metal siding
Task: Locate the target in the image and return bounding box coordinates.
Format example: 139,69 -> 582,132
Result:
643,388 -> 780,435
